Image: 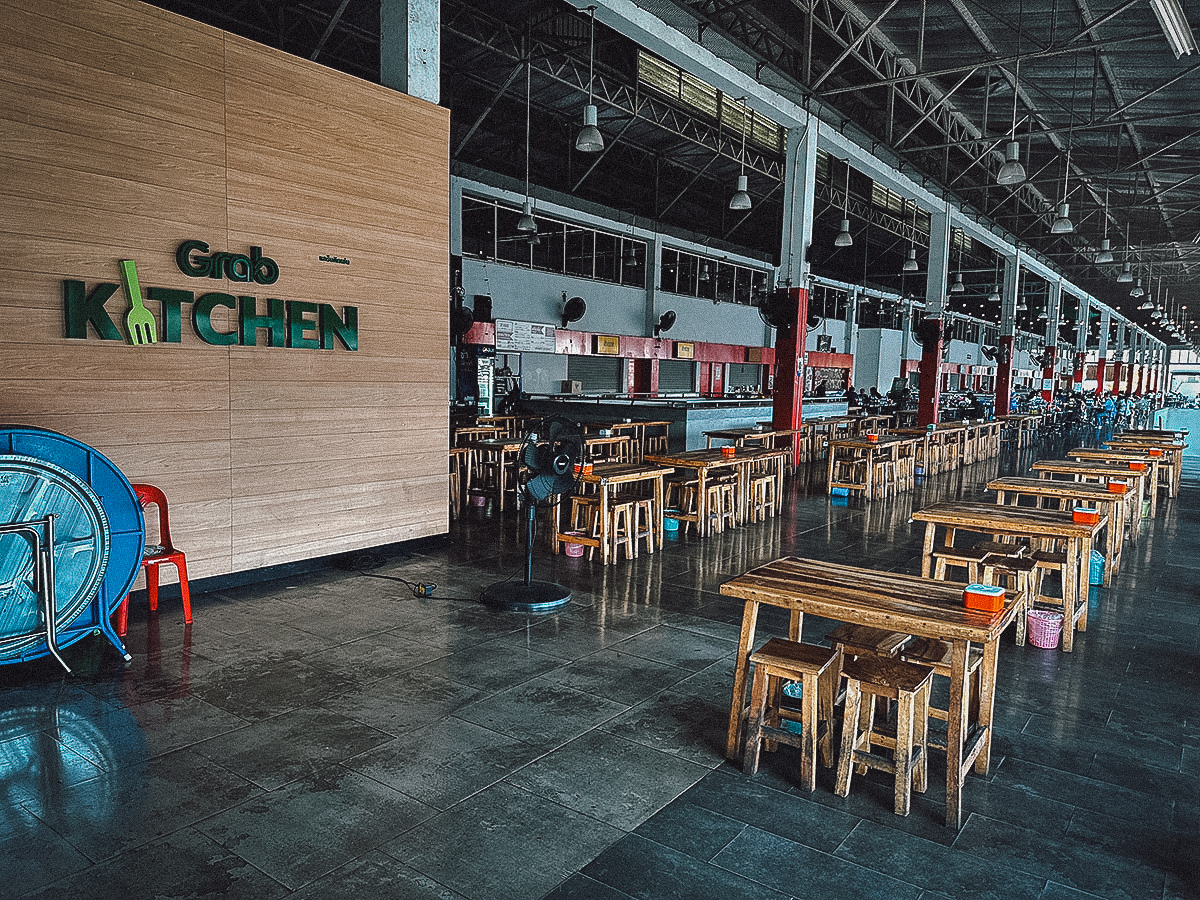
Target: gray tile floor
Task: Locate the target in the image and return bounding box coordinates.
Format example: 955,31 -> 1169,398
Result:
3,433 -> 1198,900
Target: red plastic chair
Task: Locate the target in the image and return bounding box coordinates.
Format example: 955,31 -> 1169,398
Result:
115,484 -> 192,637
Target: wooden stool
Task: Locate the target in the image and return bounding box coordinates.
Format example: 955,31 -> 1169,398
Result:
742,639 -> 838,791
749,473 -> 776,522
706,480 -> 737,533
631,495 -> 655,555
931,545 -> 990,582
824,623 -> 910,725
899,636 -> 984,749
665,475 -> 699,535
979,553 -> 1040,646
835,655 -> 934,816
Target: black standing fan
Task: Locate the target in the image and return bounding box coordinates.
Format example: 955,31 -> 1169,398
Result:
481,417 -> 583,613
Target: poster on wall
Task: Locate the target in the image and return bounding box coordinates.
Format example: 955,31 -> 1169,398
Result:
495,319 -> 557,353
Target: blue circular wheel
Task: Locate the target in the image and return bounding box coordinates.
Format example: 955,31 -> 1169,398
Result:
0,456 -> 110,661
0,427 -> 145,663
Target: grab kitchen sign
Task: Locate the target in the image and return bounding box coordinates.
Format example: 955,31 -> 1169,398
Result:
63,240 -> 358,350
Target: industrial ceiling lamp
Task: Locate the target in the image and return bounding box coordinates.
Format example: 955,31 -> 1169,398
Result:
1051,57 -> 1076,235
1131,276 -> 1145,299
902,199 -> 919,270
988,258 -> 1001,302
1151,0 -> 1198,57
950,271 -> 966,293
516,55 -> 537,236
997,0 -> 1027,186
729,99 -> 752,210
575,7 -> 604,153
1096,186 -> 1114,262
834,161 -> 853,247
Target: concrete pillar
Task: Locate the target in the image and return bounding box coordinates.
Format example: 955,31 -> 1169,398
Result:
844,289 -> 858,379
1041,281 -> 1062,402
1073,294 -> 1089,389
777,117 -> 818,291
771,287 -> 811,468
994,252 -> 1018,416
1110,321 -> 1126,394
381,0 -> 440,104
1095,309 -> 1110,395
918,204 -> 952,426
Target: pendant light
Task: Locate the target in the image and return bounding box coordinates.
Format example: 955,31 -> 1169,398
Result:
575,7 -> 604,153
1095,180 -> 1114,263
833,160 -> 853,247
949,230 -> 965,293
902,199 -> 919,271
988,258 -> 1001,302
997,0 -> 1027,186
1130,275 -> 1145,298
516,54 -> 537,235
729,98 -> 752,210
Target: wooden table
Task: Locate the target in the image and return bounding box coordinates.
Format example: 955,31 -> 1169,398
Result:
720,556 -> 1020,829
584,434 -> 633,464
826,435 -> 919,499
987,476 -> 1126,583
454,425 -> 504,446
549,461 -> 675,564
911,501 -> 1106,652
1104,438 -> 1186,498
1030,458 -> 1149,529
645,447 -> 786,536
464,437 -> 523,511
1066,449 -> 1160,517
996,413 -> 1041,450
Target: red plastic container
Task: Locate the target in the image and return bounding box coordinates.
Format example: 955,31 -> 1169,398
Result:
1072,507 -> 1100,525
1106,481 -> 1128,493
1129,461 -> 1147,471
963,583 -> 1005,612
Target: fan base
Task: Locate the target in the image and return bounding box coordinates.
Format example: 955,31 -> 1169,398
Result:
481,580 -> 572,613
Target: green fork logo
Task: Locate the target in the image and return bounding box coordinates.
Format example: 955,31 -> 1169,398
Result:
118,259 -> 158,345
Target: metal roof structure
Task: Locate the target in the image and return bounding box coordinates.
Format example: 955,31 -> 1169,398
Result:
146,0 -> 1200,348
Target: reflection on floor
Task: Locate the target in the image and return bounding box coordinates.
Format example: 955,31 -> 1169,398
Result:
2,436 -> 1197,900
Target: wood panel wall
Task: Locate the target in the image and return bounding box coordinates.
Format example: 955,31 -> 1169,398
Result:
0,0 -> 450,581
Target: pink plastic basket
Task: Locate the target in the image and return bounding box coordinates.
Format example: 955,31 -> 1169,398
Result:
1027,609 -> 1063,649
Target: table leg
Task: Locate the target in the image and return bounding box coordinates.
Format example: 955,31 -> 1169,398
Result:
945,640 -> 969,830
975,636 -> 1000,775
726,599 -> 761,759
600,485 -> 612,566
920,523 -> 936,578
1077,536 -> 1091,633
696,470 -> 709,538
826,445 -> 836,495
653,475 -> 665,550
1062,537 -> 1079,651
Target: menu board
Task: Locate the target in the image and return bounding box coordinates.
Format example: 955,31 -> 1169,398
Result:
494,319 -> 558,353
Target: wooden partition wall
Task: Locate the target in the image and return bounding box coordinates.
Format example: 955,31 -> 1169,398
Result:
0,0 -> 450,580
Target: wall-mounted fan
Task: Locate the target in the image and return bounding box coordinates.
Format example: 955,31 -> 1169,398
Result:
481,417 -> 584,613
561,295 -> 587,328
758,290 -> 797,330
654,310 -> 676,337
980,346 -> 998,362
914,317 -> 941,351
450,285 -> 473,340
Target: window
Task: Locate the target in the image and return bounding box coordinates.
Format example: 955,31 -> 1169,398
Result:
462,195 -> 647,289
658,247 -> 769,306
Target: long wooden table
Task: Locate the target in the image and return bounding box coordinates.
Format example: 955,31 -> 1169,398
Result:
826,435 -> 919,498
987,476 -> 1127,584
1104,438 -> 1186,498
911,501 -> 1106,652
1066,449 -> 1160,517
720,556 -> 1020,829
464,437 -> 524,512
549,461 -> 674,564
645,447 -> 786,536
1030,458 -> 1150,528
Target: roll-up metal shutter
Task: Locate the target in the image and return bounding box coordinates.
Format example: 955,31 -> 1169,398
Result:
567,355 -> 624,392
726,363 -> 761,389
658,359 -> 695,393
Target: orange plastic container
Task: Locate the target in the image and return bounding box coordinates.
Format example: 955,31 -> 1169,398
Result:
866,433 -> 879,443
1106,481 -> 1128,493
1072,507 -> 1100,525
1129,461 -> 1147,471
721,446 -> 735,457
1148,448 -> 1163,457
963,583 -> 1005,612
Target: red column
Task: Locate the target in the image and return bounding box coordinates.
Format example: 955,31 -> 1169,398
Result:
1040,346 -> 1057,403
917,318 -> 943,427
1074,352 -> 1086,389
1094,357 -> 1106,395
1109,358 -> 1123,395
771,287 -> 809,468
994,335 -> 1015,416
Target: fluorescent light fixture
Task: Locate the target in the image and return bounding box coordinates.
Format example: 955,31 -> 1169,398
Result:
1151,0 -> 1197,58
1095,239 -> 1114,264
